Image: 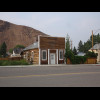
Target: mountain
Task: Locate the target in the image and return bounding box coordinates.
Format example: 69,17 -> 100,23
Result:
0,20 -> 48,51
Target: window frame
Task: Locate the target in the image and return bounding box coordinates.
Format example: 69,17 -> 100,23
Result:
42,50 -> 47,60
59,49 -> 63,60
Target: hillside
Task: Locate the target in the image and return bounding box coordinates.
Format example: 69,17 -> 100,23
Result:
0,20 -> 48,51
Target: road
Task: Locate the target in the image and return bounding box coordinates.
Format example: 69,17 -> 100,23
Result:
0,64 -> 100,87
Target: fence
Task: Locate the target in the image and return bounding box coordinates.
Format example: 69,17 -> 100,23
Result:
0,57 -> 23,61
84,58 -> 97,64
67,58 -> 97,64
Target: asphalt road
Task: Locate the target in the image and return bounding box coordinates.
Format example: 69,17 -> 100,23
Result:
0,64 -> 100,87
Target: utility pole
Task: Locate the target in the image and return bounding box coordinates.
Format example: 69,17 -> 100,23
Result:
92,30 -> 93,50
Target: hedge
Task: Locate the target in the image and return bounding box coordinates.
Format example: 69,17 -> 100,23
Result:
65,50 -> 97,64
73,56 -> 88,64
0,59 -> 29,66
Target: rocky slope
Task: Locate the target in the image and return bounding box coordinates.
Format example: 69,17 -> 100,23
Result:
0,20 -> 48,51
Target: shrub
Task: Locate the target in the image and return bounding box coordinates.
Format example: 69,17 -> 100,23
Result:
74,56 -> 88,64
65,50 -> 88,64
65,50 -> 75,63
85,51 -> 98,58
0,59 -> 29,66
20,59 -> 29,65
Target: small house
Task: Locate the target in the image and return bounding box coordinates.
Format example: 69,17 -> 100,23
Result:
22,35 -> 65,65
10,48 -> 22,57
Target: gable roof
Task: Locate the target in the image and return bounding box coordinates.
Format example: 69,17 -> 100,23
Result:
23,42 -> 38,51
90,43 -> 100,50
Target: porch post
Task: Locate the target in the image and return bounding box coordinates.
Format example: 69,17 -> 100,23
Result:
56,49 -> 58,64
48,49 -> 50,64
64,49 -> 66,64
39,49 -> 41,65
38,35 -> 41,65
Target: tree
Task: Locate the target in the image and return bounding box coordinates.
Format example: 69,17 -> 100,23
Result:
9,45 -> 25,53
90,33 -> 100,46
86,51 -> 98,58
9,48 -> 13,53
83,40 -> 92,53
73,46 -> 77,55
65,34 -> 71,61
0,45 -> 2,57
77,33 -> 100,53
78,40 -> 84,52
65,34 -> 75,63
65,34 -> 70,51
14,45 -> 25,49
0,42 -> 7,57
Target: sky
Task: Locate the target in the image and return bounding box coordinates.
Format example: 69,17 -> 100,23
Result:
0,12 -> 100,48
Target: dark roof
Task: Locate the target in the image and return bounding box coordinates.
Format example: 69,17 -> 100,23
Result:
13,48 -> 23,54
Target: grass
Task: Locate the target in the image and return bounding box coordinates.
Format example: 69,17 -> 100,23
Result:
0,59 -> 29,66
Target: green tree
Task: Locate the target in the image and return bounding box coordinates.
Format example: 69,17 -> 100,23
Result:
83,40 -> 92,53
14,45 -> 25,49
90,33 -> 100,46
0,45 -> 2,57
9,48 -> 13,53
65,34 -> 75,63
65,34 -> 71,60
86,51 -> 98,58
65,34 -> 70,51
97,33 -> 100,43
9,45 -> 25,53
0,42 -> 7,57
77,33 -> 100,53
73,46 -> 77,55
78,40 -> 84,52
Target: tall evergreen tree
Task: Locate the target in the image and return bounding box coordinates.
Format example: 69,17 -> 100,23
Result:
65,34 -> 70,51
77,33 -> 100,53
84,40 -> 92,53
65,34 -> 71,60
78,40 -> 84,52
0,42 -> 7,57
0,45 -> 1,57
73,46 -> 77,55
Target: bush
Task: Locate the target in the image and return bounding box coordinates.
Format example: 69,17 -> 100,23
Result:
74,56 -> 88,64
65,50 -> 75,63
65,50 -> 88,64
0,59 -> 29,66
85,51 -> 98,58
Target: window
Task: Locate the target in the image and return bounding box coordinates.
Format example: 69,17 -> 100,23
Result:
42,50 -> 47,60
59,50 -> 63,60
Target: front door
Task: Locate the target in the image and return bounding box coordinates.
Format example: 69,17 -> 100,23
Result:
50,53 -> 55,64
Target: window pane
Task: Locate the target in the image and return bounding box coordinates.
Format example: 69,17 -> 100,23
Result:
60,50 -> 63,59
43,51 -> 46,60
